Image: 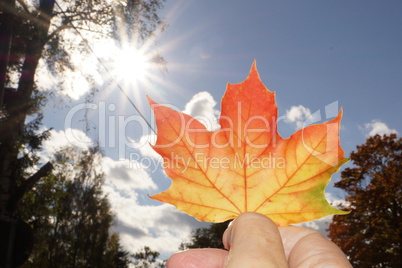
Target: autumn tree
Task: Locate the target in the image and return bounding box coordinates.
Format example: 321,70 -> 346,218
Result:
328,134 -> 402,267
0,0 -> 166,219
16,146 -> 131,267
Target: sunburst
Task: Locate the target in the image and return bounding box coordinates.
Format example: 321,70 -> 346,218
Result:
113,45 -> 150,85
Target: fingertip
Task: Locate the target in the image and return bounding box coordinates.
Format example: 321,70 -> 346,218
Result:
223,212 -> 278,250
223,212 -> 288,267
166,252 -> 186,268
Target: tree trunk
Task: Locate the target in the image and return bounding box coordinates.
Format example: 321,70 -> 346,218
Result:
0,0 -> 55,218
0,0 -> 15,108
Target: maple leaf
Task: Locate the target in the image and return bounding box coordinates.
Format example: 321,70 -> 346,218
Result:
147,61 -> 349,226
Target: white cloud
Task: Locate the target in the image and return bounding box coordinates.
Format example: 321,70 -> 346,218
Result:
102,157 -> 157,193
285,105 -> 312,129
41,128 -> 94,163
44,128 -> 92,149
363,120 -> 398,137
296,216 -> 332,236
326,192 -> 350,209
129,134 -> 161,160
183,91 -> 220,131
101,154 -> 208,259
103,182 -> 208,259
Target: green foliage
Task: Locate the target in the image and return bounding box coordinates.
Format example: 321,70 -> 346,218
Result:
328,134 -> 402,267
16,146 -> 131,268
179,221 -> 231,250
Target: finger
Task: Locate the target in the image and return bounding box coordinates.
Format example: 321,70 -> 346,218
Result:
167,248 -> 228,268
223,212 -> 289,268
279,226 -> 352,268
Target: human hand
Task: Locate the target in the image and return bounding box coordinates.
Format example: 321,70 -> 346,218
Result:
167,212 -> 352,268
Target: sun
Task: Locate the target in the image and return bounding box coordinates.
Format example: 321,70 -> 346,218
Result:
113,47 -> 150,84
94,40 -> 152,86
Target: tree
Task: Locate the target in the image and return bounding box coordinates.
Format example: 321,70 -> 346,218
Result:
105,233 -> 131,268
16,146 -> 131,267
133,246 -> 166,268
179,221 -> 231,250
0,0 -> 166,219
328,134 -> 402,267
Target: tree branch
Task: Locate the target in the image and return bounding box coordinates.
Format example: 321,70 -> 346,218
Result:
15,0 -> 30,14
7,161 -> 53,214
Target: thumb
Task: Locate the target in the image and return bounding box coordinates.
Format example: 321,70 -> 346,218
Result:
223,212 -> 289,268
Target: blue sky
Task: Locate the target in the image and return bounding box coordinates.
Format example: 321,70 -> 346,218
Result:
40,0 -> 402,260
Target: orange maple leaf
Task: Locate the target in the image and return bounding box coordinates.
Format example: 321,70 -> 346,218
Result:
148,62 -> 348,226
